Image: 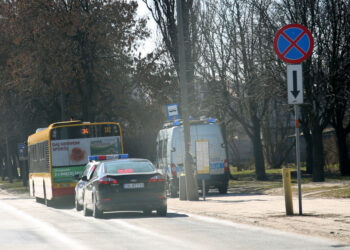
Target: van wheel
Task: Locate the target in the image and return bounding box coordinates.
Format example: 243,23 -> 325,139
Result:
201,186 -> 209,195
218,184 -> 228,194
169,179 -> 178,198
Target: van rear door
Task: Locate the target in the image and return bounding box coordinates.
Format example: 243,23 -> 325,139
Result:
193,124 -> 225,175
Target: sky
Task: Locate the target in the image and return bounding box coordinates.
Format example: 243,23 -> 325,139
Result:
136,0 -> 159,55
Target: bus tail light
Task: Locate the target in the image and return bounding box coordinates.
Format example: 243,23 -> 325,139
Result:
171,164 -> 177,177
99,177 -> 118,185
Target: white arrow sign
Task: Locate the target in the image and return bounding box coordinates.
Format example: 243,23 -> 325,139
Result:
287,64 -> 303,104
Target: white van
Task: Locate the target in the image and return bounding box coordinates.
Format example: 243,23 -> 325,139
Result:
156,118 -> 229,197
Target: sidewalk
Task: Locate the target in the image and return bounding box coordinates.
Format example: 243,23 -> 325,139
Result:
168,191 -> 350,245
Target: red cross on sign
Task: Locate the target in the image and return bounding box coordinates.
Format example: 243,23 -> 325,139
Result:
274,24 -> 314,64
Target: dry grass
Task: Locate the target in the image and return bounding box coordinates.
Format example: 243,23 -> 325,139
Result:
229,166 -> 350,198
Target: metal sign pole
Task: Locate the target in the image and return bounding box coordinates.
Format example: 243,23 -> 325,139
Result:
274,24 -> 312,217
295,104 -> 302,215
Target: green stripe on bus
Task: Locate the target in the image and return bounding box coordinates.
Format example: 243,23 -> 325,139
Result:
52,165 -> 85,183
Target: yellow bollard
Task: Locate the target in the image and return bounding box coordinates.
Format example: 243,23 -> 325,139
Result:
282,168 -> 294,215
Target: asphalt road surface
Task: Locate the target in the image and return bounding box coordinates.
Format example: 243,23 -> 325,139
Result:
0,193 -> 346,250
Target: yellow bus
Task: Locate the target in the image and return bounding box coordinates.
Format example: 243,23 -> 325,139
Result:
28,121 -> 124,204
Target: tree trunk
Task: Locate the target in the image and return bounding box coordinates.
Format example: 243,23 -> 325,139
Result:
1,160 -> 5,181
311,126 -> 325,182
301,125 -> 313,174
305,138 -> 313,174
251,117 -> 266,180
335,127 -> 350,175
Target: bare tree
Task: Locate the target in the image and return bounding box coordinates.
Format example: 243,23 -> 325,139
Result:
275,0 -> 350,180
142,0 -> 200,115
197,0 -> 286,180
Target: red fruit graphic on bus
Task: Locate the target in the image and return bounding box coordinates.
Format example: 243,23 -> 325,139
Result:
70,147 -> 85,162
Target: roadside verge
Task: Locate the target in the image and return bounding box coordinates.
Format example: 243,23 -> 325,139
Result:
168,191 -> 350,245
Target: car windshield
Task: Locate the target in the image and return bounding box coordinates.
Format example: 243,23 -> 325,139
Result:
104,160 -> 155,174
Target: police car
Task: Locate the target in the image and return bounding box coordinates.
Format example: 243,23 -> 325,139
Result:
75,154 -> 167,218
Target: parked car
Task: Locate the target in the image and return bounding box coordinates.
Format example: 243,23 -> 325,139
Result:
78,154 -> 167,218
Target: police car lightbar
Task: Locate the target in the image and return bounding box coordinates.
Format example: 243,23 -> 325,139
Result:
208,117 -> 216,123
88,154 -> 129,161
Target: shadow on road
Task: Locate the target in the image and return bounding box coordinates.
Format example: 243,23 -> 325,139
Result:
101,211 -> 188,220
199,189 -> 265,198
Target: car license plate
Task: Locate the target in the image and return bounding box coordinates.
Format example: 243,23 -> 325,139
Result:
123,183 -> 144,189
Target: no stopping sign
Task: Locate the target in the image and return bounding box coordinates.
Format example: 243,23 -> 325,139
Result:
274,24 -> 314,64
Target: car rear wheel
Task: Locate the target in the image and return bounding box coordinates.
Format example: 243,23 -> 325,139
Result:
156,205 -> 167,217
92,195 -> 103,218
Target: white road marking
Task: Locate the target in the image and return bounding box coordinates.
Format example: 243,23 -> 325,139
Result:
0,200 -> 91,250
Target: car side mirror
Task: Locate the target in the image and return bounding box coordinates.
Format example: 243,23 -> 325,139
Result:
81,176 -> 88,181
74,174 -> 80,180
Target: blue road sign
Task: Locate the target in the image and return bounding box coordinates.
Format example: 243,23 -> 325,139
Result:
166,103 -> 179,121
274,24 -> 314,64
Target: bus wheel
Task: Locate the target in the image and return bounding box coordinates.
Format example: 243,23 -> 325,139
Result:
43,182 -> 50,206
33,183 -> 40,203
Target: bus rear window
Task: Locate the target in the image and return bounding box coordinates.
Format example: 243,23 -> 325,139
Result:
51,124 -> 120,140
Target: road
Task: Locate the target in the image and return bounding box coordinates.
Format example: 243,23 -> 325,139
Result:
0,193 -> 345,250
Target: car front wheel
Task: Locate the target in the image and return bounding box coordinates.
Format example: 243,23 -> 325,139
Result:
75,196 -> 83,211
83,200 -> 92,216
